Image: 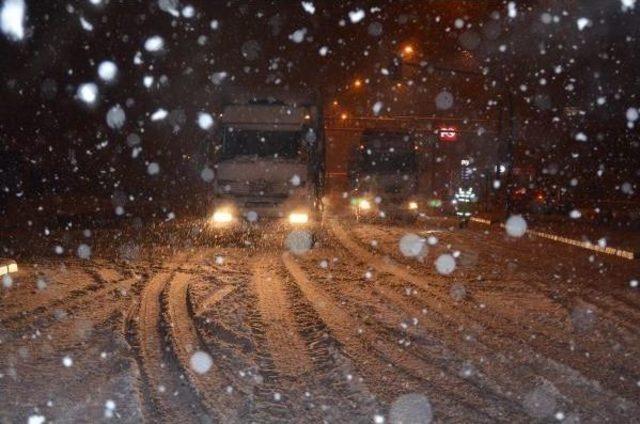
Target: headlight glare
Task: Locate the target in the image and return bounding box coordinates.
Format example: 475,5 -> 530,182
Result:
289,212 -> 309,225
359,199 -> 371,210
212,210 -> 233,224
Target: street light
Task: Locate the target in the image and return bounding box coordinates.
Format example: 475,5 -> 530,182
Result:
340,112 -> 348,120
402,44 -> 415,57
353,79 -> 362,88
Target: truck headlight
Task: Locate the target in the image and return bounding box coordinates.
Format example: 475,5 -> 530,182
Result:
408,201 -> 418,210
358,199 -> 371,210
289,212 -> 309,225
212,209 -> 233,224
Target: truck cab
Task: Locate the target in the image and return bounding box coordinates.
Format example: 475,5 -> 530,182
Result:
208,90 -> 324,230
348,130 -> 420,221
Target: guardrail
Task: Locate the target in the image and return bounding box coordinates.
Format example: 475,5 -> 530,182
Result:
470,217 -> 637,260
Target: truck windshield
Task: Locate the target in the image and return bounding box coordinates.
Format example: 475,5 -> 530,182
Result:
222,130 -> 302,159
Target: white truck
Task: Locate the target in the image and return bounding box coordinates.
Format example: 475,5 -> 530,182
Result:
207,89 -> 324,232
348,130 -> 421,221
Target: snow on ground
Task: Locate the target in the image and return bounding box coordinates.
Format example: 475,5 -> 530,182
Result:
1,216 -> 639,422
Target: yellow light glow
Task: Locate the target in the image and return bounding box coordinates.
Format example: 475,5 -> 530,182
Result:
289,212 -> 309,225
359,199 -> 371,210
408,201 -> 418,210
0,261 -> 18,276
212,210 -> 233,224
403,45 -> 414,56
340,113 -> 348,120
354,79 -> 362,88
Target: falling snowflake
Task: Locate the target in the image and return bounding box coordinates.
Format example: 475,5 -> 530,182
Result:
435,254 -> 456,275
399,234 -> 426,258
1,0 -> 25,41
106,104 -> 126,130
77,244 -> 91,259
143,75 -> 154,88
435,91 -> 454,110
28,416 -> 46,424
76,83 -> 98,105
79,16 -> 93,31
200,167 -> 214,182
147,162 -> 160,175
190,351 -> 213,374
621,0 -> 636,11
289,28 -> 307,43
104,400 -> 116,419
372,101 -> 383,115
150,108 -> 168,121
576,17 -> 591,31
505,215 -> 527,237
389,394 -> 433,424
301,1 -> 315,14
348,9 -> 365,23
144,35 -> 164,52
197,112 -> 214,130
97,60 -> 118,82
285,231 -> 313,254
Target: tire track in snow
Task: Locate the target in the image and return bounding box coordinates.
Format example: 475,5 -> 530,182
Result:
251,255 -> 314,378
331,220 -> 640,421
165,272 -> 246,423
295,248 -> 531,419
194,285 -> 235,316
282,252 -> 508,423
135,270 -> 208,423
250,253 -> 388,421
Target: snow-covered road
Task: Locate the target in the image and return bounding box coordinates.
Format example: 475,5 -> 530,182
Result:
1,217 -> 639,423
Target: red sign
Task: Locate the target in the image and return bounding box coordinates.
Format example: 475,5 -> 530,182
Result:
439,127 -> 458,142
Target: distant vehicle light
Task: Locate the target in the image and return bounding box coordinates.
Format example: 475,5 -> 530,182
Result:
0,260 -> 18,276
212,210 -> 233,224
359,199 -> 371,210
289,212 -> 309,225
408,201 -> 418,210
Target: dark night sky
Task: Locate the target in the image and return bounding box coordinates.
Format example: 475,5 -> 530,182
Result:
1,0 -> 639,207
